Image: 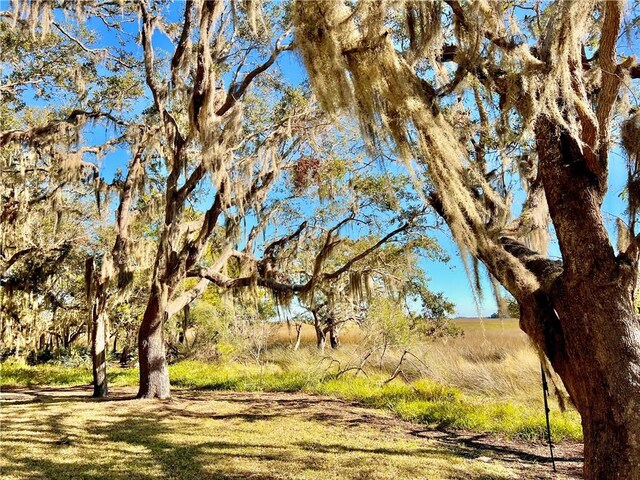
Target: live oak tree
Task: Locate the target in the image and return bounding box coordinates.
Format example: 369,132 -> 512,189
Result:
293,1 -> 640,478
0,179 -> 94,360
1,4 -> 155,396
5,3 -> 639,476
130,0 -> 338,398
1,0 -> 325,399
281,132 -> 453,350
2,1 -> 450,402
299,237 -> 455,355
133,0 -> 441,399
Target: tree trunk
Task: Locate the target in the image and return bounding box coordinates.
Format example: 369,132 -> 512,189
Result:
312,311 -> 326,352
327,317 -> 339,349
509,118 -> 640,479
120,344 -> 129,366
314,323 -> 326,351
582,400 -> 640,479
137,284 -> 171,399
541,291 -> 640,479
318,335 -> 326,353
527,299 -> 640,479
293,323 -> 302,351
180,304 -> 190,350
14,330 -> 20,358
91,303 -> 108,398
87,256 -> 109,398
379,339 -> 388,370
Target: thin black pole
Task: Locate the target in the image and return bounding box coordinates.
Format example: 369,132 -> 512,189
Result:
541,363 -> 557,472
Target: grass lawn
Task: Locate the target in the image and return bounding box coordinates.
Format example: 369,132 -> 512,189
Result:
0,386 -> 582,480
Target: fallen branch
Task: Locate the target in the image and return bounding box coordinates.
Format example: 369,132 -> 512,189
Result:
336,351 -> 372,378
383,350 -> 427,391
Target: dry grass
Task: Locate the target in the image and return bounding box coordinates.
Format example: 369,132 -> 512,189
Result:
421,319 -> 541,400
271,319 -> 543,401
0,386 -> 582,480
269,322 -> 364,346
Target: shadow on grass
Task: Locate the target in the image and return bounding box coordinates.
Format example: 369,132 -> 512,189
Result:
297,440 -> 452,458
410,429 -> 583,462
0,385 -> 136,406
0,387 -> 581,479
2,410 -> 289,480
409,429 -> 584,479
100,413 -> 294,479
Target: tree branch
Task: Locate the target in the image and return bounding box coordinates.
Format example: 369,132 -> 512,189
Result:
216,32 -> 292,116
52,21 -> 132,68
324,221 -> 411,281
170,0 -> 195,88
0,110 -> 126,147
596,0 -> 623,156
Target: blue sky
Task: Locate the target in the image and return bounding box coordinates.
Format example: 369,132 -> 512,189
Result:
275,50 -> 638,316
272,55 -> 636,317
4,1 -> 637,317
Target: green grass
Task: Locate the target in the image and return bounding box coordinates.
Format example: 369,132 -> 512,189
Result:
0,361 -> 138,387
0,359 -> 582,442
1,388 -> 536,480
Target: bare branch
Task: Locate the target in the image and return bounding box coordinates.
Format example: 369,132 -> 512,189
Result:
216,32 -> 293,116
324,221 -> 412,281
52,21 -> 132,68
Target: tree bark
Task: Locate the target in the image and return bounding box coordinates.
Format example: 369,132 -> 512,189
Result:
293,323 -> 302,351
137,284 -> 171,399
479,118 -> 640,479
87,257 -> 109,398
327,318 -> 339,349
180,304 -> 190,349
91,302 -> 108,398
313,313 -> 326,351
509,118 -> 640,479
329,327 -> 340,350
582,394 -> 640,479
553,281 -> 640,478
112,331 -> 118,355
120,344 -> 129,366
315,325 -> 326,352
525,286 -> 640,479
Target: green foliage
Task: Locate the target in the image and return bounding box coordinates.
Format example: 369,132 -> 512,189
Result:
350,175 -> 401,210
363,297 -> 413,349
89,70 -> 144,110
